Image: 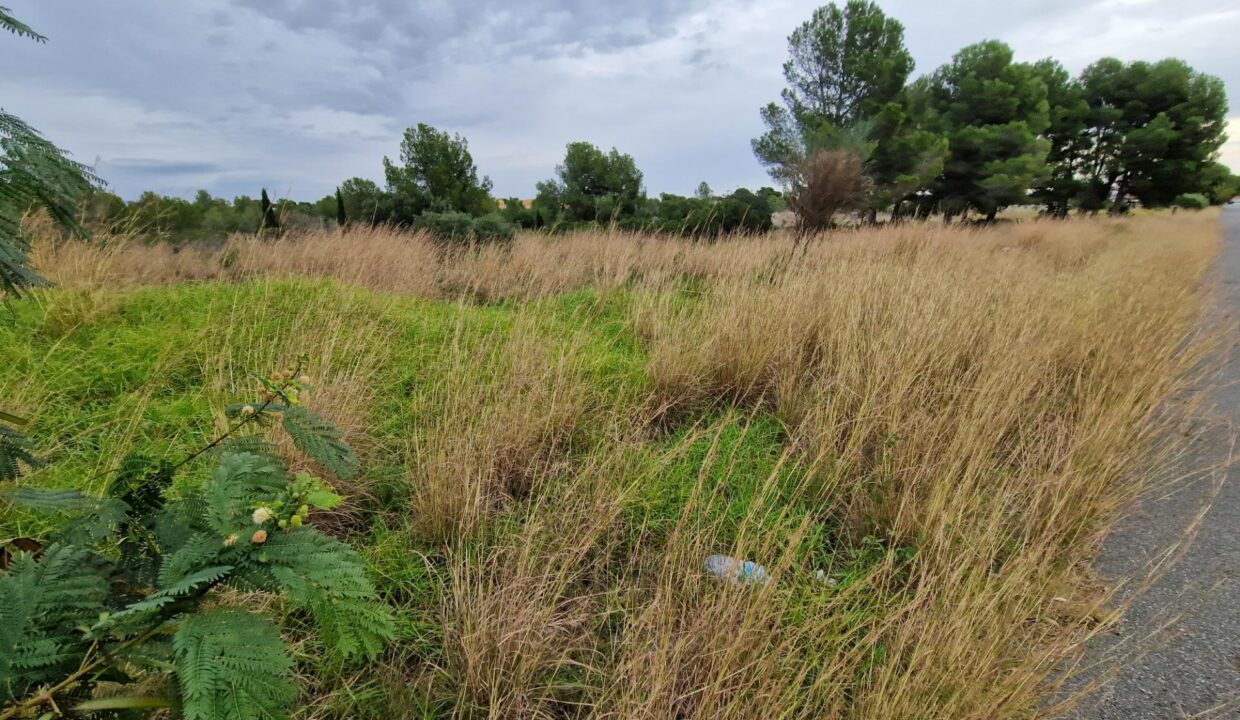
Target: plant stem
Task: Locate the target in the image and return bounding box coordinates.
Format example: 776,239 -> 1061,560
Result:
1,627 -> 164,719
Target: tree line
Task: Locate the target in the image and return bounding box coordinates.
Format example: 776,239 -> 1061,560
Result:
79,127 -> 787,244
755,1 -> 1235,227
80,0 -> 1237,244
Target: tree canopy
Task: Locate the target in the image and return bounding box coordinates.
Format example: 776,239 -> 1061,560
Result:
921,40 -> 1051,220
753,0 -> 913,182
751,2 -> 1230,222
1077,58 -> 1228,210
752,1 -> 938,221
12,1 -> 1234,244
536,141 -> 645,222
382,123 -> 494,222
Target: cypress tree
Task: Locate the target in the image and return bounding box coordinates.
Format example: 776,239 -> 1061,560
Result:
260,188 -> 281,234
336,187 -> 347,228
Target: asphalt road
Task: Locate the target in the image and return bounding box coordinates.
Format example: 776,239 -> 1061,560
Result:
1070,207 -> 1240,719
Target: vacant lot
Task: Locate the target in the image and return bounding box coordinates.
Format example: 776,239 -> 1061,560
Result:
1,213 -> 1221,718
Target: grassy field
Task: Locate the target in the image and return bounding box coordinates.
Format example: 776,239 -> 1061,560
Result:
0,212 -> 1222,718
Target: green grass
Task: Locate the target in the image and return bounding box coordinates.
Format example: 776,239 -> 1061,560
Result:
0,281 -> 643,488
4,214 -> 1218,719
0,279 -> 802,717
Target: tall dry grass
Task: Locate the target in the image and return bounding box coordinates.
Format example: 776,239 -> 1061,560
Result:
21,211 -> 1223,718
406,314 -> 616,546
25,217 -> 997,300
625,217 -> 1220,717
440,452 -> 633,717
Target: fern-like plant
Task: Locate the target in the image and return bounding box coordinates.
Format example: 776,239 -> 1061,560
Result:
1,5 -> 98,496
0,367 -> 394,719
1,6 -> 97,299
0,412 -> 39,482
0,13 -> 391,718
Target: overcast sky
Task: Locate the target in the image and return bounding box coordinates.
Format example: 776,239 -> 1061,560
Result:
2,0 -> 1237,201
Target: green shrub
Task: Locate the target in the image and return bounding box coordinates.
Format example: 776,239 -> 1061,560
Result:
414,210 -> 474,242
642,190 -> 773,238
500,197 -> 536,228
473,213 -> 517,244
0,368 -> 393,719
1172,193 -> 1209,210
415,211 -> 515,246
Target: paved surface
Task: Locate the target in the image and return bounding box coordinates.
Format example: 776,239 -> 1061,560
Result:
1071,207 -> 1240,719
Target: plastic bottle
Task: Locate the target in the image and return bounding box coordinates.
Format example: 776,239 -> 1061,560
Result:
703,554 -> 771,585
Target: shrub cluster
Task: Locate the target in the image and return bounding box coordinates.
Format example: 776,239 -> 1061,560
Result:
415,211 -> 517,245
1172,193 -> 1209,210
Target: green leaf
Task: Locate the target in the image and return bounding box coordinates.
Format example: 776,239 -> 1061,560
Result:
0,422 -> 40,481
1,110 -> 98,298
203,452 -> 288,535
222,405 -> 359,479
158,565 -> 233,598
159,534 -> 227,587
96,565 -> 233,632
0,6 -> 47,42
256,529 -> 393,660
2,487 -> 129,544
74,695 -> 173,711
174,609 -> 295,720
305,488 -> 342,510
0,544 -> 108,696
280,406 -> 359,480
295,471 -> 343,510
1,486 -> 100,512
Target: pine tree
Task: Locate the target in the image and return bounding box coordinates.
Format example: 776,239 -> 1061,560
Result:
1029,59 -> 1091,217
1079,58 -> 1228,210
752,1 -> 922,218
922,41 -> 1050,221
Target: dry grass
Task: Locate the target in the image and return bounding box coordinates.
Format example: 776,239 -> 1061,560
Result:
407,314 -> 611,546
440,453 -> 632,718
16,210 -> 1223,718
622,216 -> 1220,717
29,217 -> 832,300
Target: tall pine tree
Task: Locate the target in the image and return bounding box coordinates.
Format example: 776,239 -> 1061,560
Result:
923,41 -> 1050,221
1078,58 -> 1227,211
752,0 -> 914,184
753,1 -> 948,220
1029,59 -> 1091,217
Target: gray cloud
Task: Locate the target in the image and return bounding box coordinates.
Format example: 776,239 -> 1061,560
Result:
231,0 -> 706,60
0,0 -> 1235,202
104,159 -> 224,176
